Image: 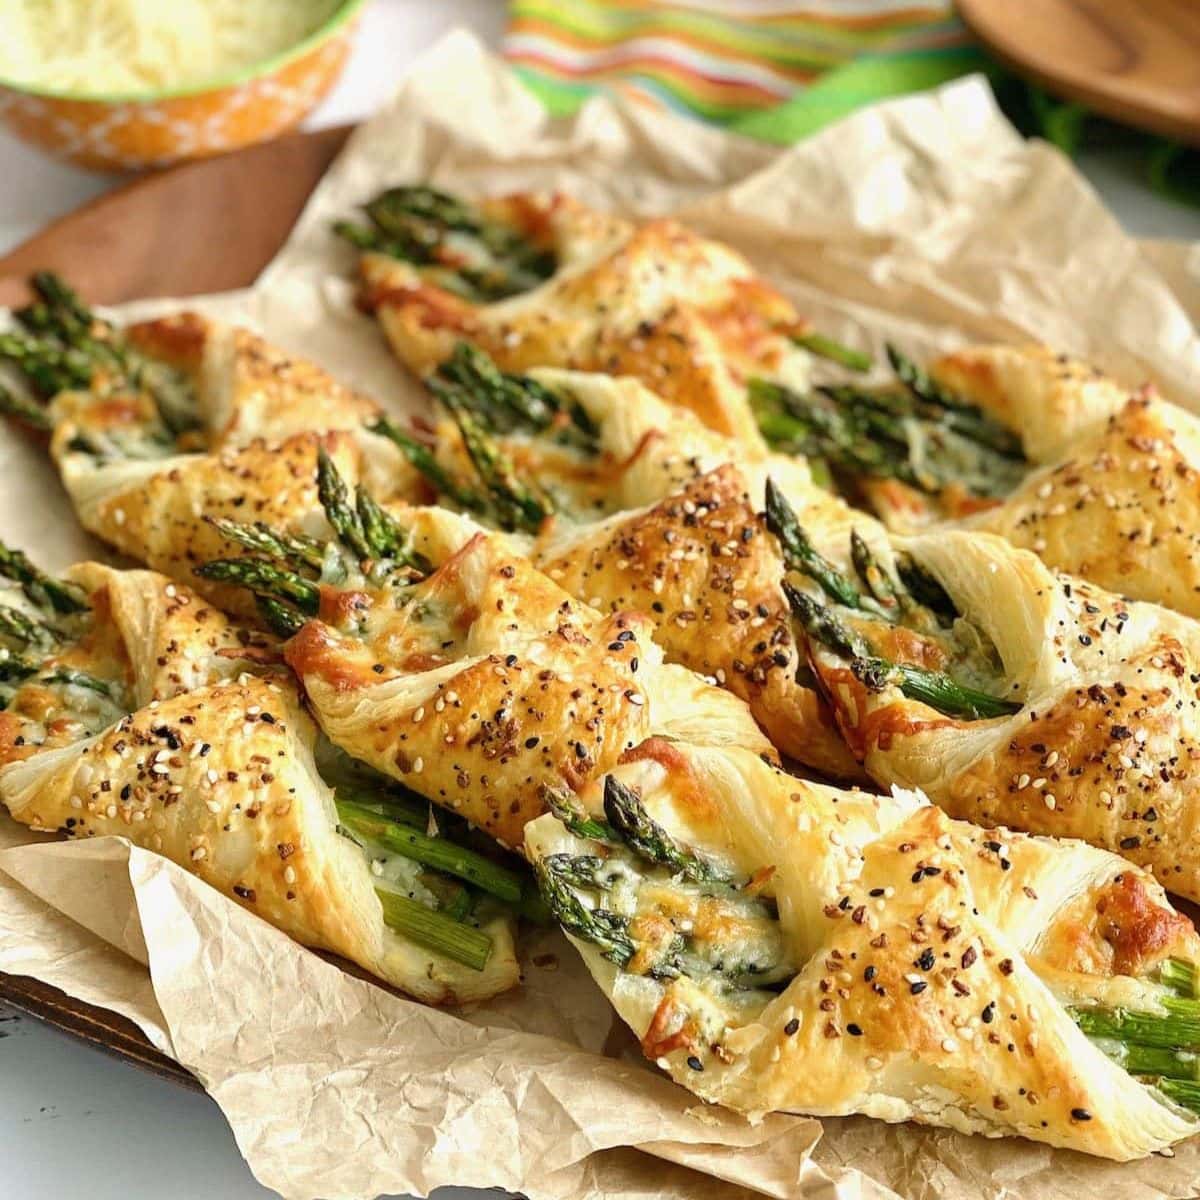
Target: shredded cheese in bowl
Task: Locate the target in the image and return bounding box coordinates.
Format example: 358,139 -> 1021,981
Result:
0,0 -> 346,96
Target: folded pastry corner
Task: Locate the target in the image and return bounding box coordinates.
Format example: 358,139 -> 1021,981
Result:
525,740 -> 1200,1159
193,453 -> 775,854
0,545 -> 522,1004
340,186 -> 814,448
777,511 -> 1200,902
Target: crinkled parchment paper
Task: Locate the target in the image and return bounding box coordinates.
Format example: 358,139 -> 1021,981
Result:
2,29 -> 1200,1200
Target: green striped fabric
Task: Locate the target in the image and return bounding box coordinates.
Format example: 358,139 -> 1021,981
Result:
502,0 -> 1198,204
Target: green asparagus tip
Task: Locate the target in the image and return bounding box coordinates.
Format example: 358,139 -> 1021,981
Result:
535,854 -> 634,967
0,541 -> 88,615
0,383 -> 52,432
792,331 -> 873,373
602,775 -> 725,883
764,478 -> 864,610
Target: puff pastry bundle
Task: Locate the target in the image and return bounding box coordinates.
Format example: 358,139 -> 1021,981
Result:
524,740 -> 1200,1158
0,543 -> 523,1003
337,185 -> 815,447
0,274 -> 425,614
767,487 -> 1200,903
195,450 -> 774,849
367,344 -> 865,777
335,189 -> 1200,622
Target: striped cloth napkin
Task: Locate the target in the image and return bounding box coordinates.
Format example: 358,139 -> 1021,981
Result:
503,0 -> 1198,204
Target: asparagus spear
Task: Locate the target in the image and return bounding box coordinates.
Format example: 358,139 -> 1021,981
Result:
206,516 -> 326,573
895,553 -> 958,623
1160,959 -> 1198,998
354,487 -> 432,574
1096,1039 -> 1200,1080
540,854 -> 620,891
0,541 -> 88,615
764,479 -> 873,611
785,583 -> 1020,720
338,799 -> 525,904
194,558 -> 320,614
0,329 -> 93,398
40,667 -> 115,698
791,331 -> 872,373
316,446 -> 373,561
0,383 -> 52,431
1158,1078 -> 1200,1115
889,662 -> 1021,720
439,395 -> 551,534
602,776 -> 727,884
850,529 -> 900,613
0,604 -> 54,649
0,648 -> 37,685
887,343 -> 971,413
369,417 -> 486,512
542,785 -> 615,842
1073,1000 -> 1200,1051
375,888 -> 493,971
432,342 -> 597,449
535,854 -> 635,967
255,595 -> 307,639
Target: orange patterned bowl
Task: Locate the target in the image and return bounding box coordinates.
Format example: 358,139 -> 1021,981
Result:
0,0 -> 366,172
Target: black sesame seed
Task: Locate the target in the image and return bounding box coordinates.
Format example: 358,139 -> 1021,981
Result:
686,1056 -> 704,1072
910,980 -> 927,995
847,1023 -> 863,1036
784,1018 -> 800,1036
1071,1108 -> 1092,1122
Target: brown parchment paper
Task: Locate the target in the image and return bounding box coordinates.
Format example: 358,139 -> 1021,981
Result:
2,28 -> 1200,1200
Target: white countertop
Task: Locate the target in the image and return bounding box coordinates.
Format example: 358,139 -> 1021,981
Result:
1,3 -> 1198,1198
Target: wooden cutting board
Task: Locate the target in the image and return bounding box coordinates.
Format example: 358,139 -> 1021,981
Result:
958,0 -> 1200,146
0,123 -> 353,1087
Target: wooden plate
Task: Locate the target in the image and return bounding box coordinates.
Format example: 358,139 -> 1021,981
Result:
958,0 -> 1200,147
0,122 -> 354,1084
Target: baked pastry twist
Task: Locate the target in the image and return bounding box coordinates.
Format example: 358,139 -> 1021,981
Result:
524,739 -> 1200,1158
770,496 -> 1200,902
0,548 -> 521,1003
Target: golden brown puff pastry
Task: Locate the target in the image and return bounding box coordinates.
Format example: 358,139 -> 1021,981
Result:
0,558 -> 267,766
198,496 -> 774,852
0,674 -> 519,1004
790,525 -> 1200,902
385,355 -> 870,776
349,190 -> 813,448
961,390 -> 1200,618
47,410 -> 418,616
929,343 -> 1129,466
414,358 -> 820,525
524,739 -> 1200,1158
92,310 -> 379,451
535,464 -> 860,780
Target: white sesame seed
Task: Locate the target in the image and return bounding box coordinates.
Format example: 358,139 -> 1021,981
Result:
1044,795 -> 1056,810
283,865 -> 297,885
412,757 -> 424,773
941,1038 -> 958,1053
413,707 -> 425,722
191,846 -> 207,862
